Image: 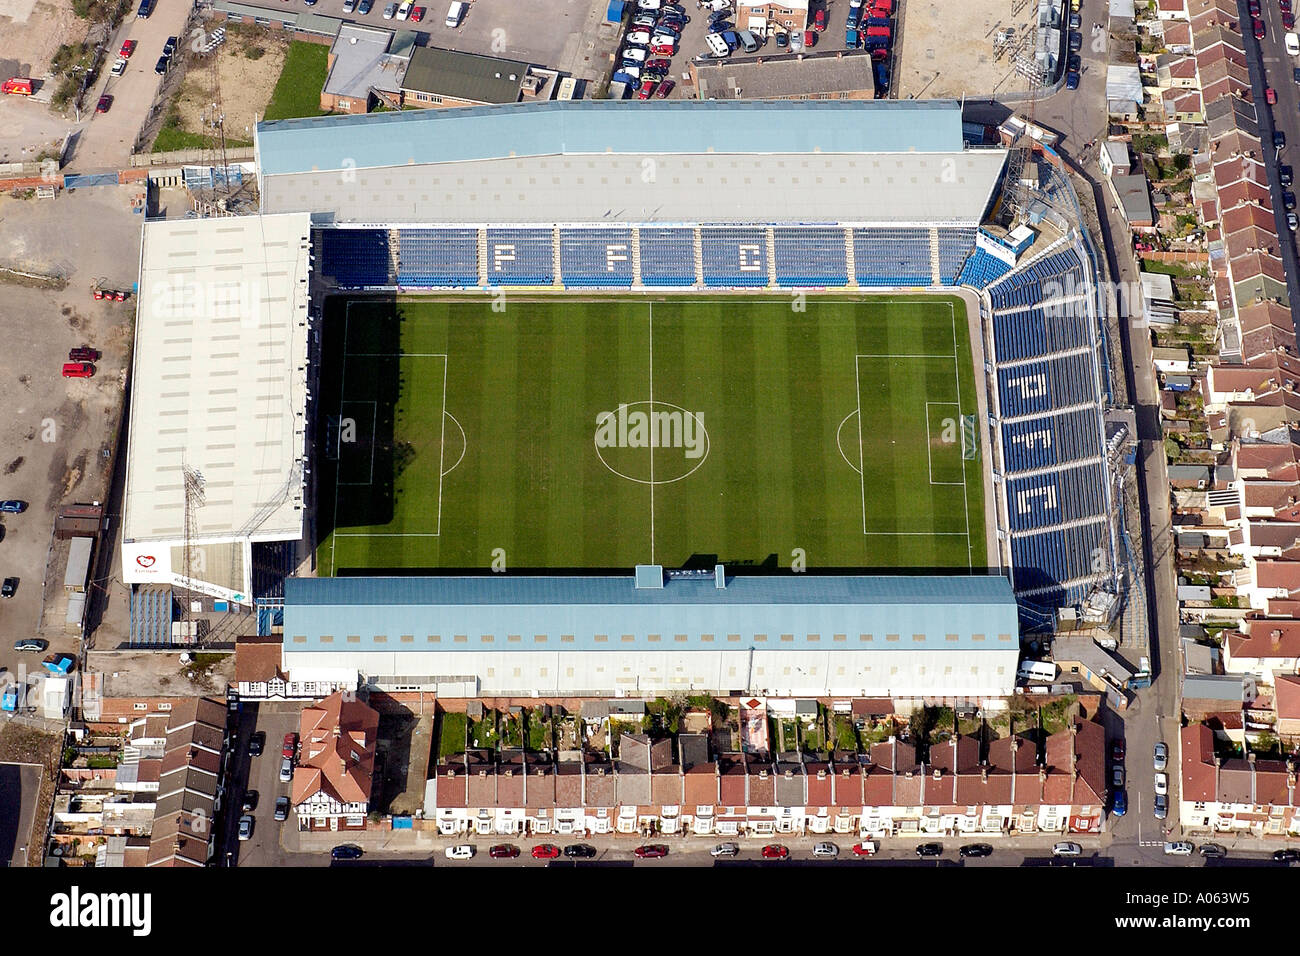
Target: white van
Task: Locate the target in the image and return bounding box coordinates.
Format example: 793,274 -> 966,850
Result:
1287,31 -> 1300,56
706,32 -> 730,57
1017,659 -> 1058,683
445,0 -> 466,27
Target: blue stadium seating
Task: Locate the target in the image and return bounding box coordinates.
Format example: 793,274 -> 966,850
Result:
319,229 -> 391,287
1010,519 -> 1110,593
996,353 -> 1099,419
987,249 -> 1085,311
852,227 -> 931,286
955,247 -> 1014,288
485,228 -> 554,285
1001,407 -> 1104,474
396,228 -> 478,287
559,228 -> 635,287
1005,462 -> 1109,532
701,227 -> 769,286
772,227 -> 849,285
639,228 -> 696,286
991,305 -> 1092,364
937,227 -> 978,285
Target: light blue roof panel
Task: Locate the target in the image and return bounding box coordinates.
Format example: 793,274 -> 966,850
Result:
256,100 -> 968,177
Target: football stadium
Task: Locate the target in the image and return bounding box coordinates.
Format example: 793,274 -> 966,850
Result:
121,99 -> 1126,697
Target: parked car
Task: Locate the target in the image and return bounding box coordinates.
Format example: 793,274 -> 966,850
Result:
382,2 -> 397,17
489,844 -> 520,858
1285,190 -> 1297,210
1111,790 -> 1127,817
247,732 -> 264,756
1199,843 -> 1226,858
1254,17 -> 1266,39
813,8 -> 825,29
120,39 -> 137,59
1065,71 -> 1079,90
646,57 -> 672,71
637,79 -> 657,99
851,841 -> 878,856
648,40 -> 676,55
1152,741 -> 1167,771
531,844 -> 561,859
241,791 -> 258,813
96,94 -> 112,113
1154,771 -> 1168,795
915,843 -> 943,857
1164,841 -> 1194,856
0,500 -> 27,513
812,842 -> 839,859
622,46 -> 648,63
1112,766 -> 1125,790
1068,31 -> 1082,51
775,30 -> 788,47
563,843 -> 597,858
279,757 -> 293,782
637,0 -> 662,8
274,796 -> 290,821
1249,0 -> 1261,14
1112,740 -> 1125,763
282,733 -> 298,758
760,844 -> 789,859
410,5 -> 425,20
1285,0 -> 1294,12
803,29 -> 815,48
445,0 -> 465,25
154,55 -> 169,75
343,0 -> 356,11
1276,130 -> 1287,148
359,0 -> 373,12
162,35 -> 177,56
1289,211 -> 1298,232
396,1 -> 412,18
959,843 -> 993,857
1069,10 -> 1081,27
1067,53 -> 1081,72
62,362 -> 95,378
1052,842 -> 1082,857
2,578 -> 19,599
626,29 -> 652,45
1288,10 -> 1298,29
710,842 -> 739,857
110,57 -> 128,76
445,844 -> 475,859
237,815 -> 253,840
634,844 -> 669,858
1272,847 -> 1300,863
331,844 -> 363,860
633,12 -> 658,26
655,79 -> 675,97
1154,793 -> 1169,819
13,638 -> 46,652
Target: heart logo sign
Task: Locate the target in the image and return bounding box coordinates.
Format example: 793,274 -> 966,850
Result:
136,555 -> 156,569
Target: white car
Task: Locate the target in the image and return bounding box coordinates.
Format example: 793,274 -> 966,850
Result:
110,57 -> 128,77
396,0 -> 411,18
626,29 -> 652,45
382,1 -> 397,17
622,46 -> 648,62
637,0 -> 661,9
279,757 -> 293,782
1163,841 -> 1193,856
1154,772 -> 1168,795
237,815 -> 253,841
343,0 -> 356,11
632,12 -> 657,27
1052,841 -> 1082,857
445,844 -> 475,859
1288,31 -> 1300,56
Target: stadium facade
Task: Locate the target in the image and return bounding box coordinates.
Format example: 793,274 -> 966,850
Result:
122,99 -> 1124,694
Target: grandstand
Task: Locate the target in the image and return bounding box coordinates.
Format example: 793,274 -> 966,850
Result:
233,100 -> 1122,621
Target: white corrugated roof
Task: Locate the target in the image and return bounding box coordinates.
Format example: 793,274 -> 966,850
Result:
123,214 -> 311,544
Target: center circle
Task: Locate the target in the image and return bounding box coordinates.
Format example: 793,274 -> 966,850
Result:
593,401 -> 711,485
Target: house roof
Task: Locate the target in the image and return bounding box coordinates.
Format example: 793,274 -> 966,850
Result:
1275,673 -> 1300,719
1228,618 -> 1300,659
292,691 -> 379,807
234,634 -> 285,684
400,46 -> 528,104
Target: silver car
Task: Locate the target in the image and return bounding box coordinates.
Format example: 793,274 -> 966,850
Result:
813,841 -> 839,859
1154,793 -> 1168,819
279,757 -> 293,782
710,842 -> 739,857
1153,741 -> 1168,772
382,1 -> 397,17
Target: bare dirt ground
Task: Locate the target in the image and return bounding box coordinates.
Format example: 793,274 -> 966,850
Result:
86,650 -> 236,697
897,0 -> 1047,100
0,0 -> 84,79
0,722 -> 62,866
169,24 -> 289,147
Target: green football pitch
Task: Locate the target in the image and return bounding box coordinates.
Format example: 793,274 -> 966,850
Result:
314,295 -> 987,575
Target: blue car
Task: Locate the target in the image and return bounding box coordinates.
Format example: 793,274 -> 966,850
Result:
0,500 -> 25,513
1065,71 -> 1079,90
1112,790 -> 1127,816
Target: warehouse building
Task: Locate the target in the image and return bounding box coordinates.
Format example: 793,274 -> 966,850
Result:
281,569 -> 1021,702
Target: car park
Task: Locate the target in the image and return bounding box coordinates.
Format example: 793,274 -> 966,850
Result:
710,842 -> 739,857
1164,841 -> 1194,856
1199,843 -> 1226,858
1052,842 -> 1082,857
531,844 -> 561,859
655,79 -> 675,97
1273,848 -> 1300,863
382,2 -> 397,17
812,842 -> 839,859
489,844 -> 520,858
760,844 -> 789,859
959,843 -> 993,858
0,500 -> 26,513
96,95 -> 112,113
2,578 -> 20,600
563,843 -> 597,858
237,815 -> 253,840
851,841 -> 878,856
915,843 -> 943,857
634,844 -> 669,858
445,844 -> 475,859
331,844 -> 363,860
13,638 -> 46,652
1154,794 -> 1168,819
274,796 -> 290,821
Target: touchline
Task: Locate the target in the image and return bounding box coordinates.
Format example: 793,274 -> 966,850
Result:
49,887 -> 152,937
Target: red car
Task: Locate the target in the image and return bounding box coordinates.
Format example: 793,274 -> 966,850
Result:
282,732 -> 298,758
531,844 -> 561,859
96,94 -> 112,113
410,5 -> 425,19
1284,0 -> 1293,12
851,842 -> 878,857
489,844 -> 520,859
1253,17 -> 1265,38
638,78 -> 657,99
649,41 -> 675,55
761,844 -> 789,859
804,29 -> 816,47
633,844 -> 669,859
62,363 -> 95,378
69,347 -> 101,363
813,8 -> 825,30
1286,11 -> 1296,28
654,78 -> 675,98
120,39 -> 137,58
1268,87 -> 1279,104
1249,0 -> 1261,14
646,57 -> 671,71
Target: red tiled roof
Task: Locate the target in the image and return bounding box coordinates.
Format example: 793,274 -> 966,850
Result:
1275,673 -> 1300,719
1228,618 -> 1300,658
291,691 -> 379,807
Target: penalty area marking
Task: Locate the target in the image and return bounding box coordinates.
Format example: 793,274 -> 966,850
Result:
925,401 -> 964,487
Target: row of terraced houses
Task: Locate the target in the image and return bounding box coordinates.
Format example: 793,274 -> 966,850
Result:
427,720 -> 1107,838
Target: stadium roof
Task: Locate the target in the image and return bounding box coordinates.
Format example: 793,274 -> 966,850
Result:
123,214 -> 311,545
283,572 -> 1020,653
256,99 -> 975,176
